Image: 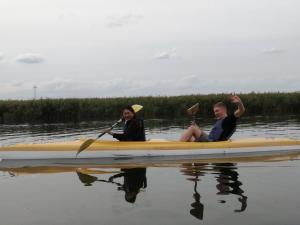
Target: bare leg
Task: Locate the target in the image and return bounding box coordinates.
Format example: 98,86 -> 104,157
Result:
180,125 -> 203,142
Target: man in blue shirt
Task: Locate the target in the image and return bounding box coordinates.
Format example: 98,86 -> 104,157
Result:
180,94 -> 245,142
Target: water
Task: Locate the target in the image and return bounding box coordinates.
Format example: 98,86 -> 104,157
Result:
1,116 -> 300,146
0,116 -> 300,225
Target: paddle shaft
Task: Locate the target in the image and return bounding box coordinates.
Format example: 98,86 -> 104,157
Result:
97,119 -> 122,139
187,103 -> 199,124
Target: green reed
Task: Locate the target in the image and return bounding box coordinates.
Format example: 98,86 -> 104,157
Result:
0,92 -> 300,124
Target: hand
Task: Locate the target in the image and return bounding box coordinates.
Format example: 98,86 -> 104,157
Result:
228,93 -> 242,104
229,93 -> 245,117
190,121 -> 196,126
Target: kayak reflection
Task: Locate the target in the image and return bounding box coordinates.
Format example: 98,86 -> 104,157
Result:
180,163 -> 248,220
76,168 -> 147,203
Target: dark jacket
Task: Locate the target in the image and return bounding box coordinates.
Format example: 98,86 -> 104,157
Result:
113,118 -> 146,141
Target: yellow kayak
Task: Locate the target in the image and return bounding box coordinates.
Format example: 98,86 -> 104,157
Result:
0,137 -> 299,170
1,138 -> 300,161
2,138 -> 300,151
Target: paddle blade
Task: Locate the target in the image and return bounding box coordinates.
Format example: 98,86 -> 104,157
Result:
77,139 -> 95,156
76,170 -> 98,186
187,103 -> 199,116
132,104 -> 143,113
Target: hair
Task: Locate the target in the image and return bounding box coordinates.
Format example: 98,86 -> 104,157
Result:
125,192 -> 137,203
122,105 -> 136,117
213,102 -> 227,109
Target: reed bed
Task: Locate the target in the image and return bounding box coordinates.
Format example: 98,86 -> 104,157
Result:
0,92 -> 299,124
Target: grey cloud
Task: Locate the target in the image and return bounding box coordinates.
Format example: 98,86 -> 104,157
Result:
1,75 -> 300,99
153,48 -> 178,60
0,80 -> 28,93
261,48 -> 284,55
153,52 -> 170,60
16,53 -> 44,64
106,14 -> 143,28
11,81 -> 25,87
57,10 -> 80,21
174,75 -> 199,88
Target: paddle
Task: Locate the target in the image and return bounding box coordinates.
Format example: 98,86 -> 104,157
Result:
187,103 -> 199,123
76,170 -> 122,186
76,104 -> 143,156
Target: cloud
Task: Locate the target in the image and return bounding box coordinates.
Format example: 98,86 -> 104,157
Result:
174,75 -> 199,88
153,52 -> 170,60
16,53 -> 44,64
261,48 -> 284,55
0,78 -> 179,98
1,75 -> 300,99
57,10 -> 80,21
0,52 -> 4,61
106,14 -> 143,28
153,48 -> 178,60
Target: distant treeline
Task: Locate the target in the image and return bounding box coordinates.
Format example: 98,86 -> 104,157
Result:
0,92 -> 300,124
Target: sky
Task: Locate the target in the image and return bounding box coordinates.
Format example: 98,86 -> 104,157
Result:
0,0 -> 299,99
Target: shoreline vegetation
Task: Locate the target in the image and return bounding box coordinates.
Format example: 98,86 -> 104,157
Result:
0,92 -> 299,124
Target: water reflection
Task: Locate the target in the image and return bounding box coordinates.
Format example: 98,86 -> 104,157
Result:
180,163 -> 248,220
190,180 -> 204,220
212,163 -> 248,212
1,159 -> 300,225
76,168 -> 147,203
181,163 -> 206,220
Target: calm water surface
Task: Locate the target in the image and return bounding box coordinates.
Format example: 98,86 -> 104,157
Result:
0,116 -> 300,225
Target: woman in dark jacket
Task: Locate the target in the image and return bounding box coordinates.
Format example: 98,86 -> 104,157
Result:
104,106 -> 146,141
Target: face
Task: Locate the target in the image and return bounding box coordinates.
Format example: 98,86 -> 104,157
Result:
122,109 -> 135,120
213,106 -> 227,119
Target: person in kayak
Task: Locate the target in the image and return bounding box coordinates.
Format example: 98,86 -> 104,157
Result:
180,94 -> 245,142
103,105 -> 146,141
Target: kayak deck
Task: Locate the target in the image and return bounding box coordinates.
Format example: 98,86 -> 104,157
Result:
2,138 -> 300,151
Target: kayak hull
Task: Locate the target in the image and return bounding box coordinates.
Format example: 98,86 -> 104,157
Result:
1,138 -> 300,167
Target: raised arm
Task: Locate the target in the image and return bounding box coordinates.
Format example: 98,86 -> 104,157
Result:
229,94 -> 245,118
